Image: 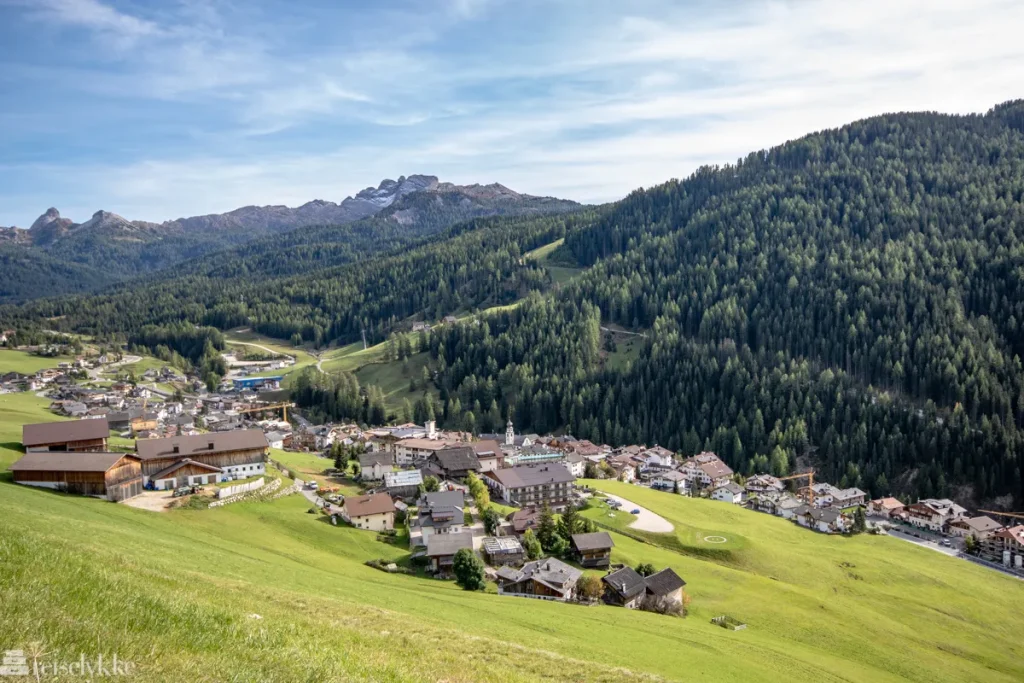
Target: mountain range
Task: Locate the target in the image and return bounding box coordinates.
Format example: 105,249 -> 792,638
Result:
0,175 -> 578,301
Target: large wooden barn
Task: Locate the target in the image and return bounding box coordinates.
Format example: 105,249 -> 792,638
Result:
135,430 -> 269,488
10,451 -> 143,501
22,417 -> 109,453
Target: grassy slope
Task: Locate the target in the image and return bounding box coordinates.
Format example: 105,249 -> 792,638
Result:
0,349 -> 76,374
524,237 -> 582,285
2,395 -> 1023,681
224,330 -> 317,386
321,338 -> 438,411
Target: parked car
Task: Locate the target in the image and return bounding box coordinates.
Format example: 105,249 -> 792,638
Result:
307,481 -> 318,490
941,539 -> 952,547
630,508 -> 641,515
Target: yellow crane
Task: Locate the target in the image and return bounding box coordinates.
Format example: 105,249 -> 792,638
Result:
777,469 -> 816,506
978,510 -> 1024,522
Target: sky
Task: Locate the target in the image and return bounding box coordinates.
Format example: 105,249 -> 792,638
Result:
1,0 -> 1023,227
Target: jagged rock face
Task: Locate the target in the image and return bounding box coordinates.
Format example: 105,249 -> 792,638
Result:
11,175 -> 573,248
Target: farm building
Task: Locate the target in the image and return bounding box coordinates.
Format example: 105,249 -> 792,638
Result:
135,430 -> 269,486
22,417 -> 109,453
482,536 -> 525,566
571,531 -> 615,568
10,451 -> 143,501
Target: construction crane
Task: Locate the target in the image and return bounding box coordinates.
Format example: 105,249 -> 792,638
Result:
777,469 -> 816,506
236,402 -> 294,422
978,510 -> 1024,522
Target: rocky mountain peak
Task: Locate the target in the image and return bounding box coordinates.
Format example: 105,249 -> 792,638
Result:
29,207 -> 63,232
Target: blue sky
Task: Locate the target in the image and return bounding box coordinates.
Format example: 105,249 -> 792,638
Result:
1,0 -> 1023,226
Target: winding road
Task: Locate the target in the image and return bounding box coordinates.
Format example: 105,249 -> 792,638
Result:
601,492 -> 675,533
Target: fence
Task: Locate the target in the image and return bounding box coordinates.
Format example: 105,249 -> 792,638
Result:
959,552 -> 1024,580
217,477 -> 265,499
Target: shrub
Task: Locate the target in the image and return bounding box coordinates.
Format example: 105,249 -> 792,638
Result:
452,548 -> 485,590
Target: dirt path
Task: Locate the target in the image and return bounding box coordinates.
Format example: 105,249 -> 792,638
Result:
227,340 -> 295,362
602,492 -> 674,533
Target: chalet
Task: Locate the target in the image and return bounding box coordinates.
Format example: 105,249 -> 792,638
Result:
484,464 -> 575,511
508,506 -> 541,535
831,487 -> 867,508
563,452 -> 586,478
107,408 -> 143,432
948,515 -> 1003,540
10,451 -> 142,502
651,469 -> 689,493
393,437 -> 452,466
264,431 -> 287,449
495,557 -> 581,601
148,459 -> 224,489
710,481 -> 744,504
383,469 -> 423,500
774,495 -> 803,520
745,473 -> 784,495
980,525 -> 1024,568
426,447 -> 481,480
425,532 -> 474,575
680,452 -> 733,489
605,453 -> 637,482
358,452 -> 395,482
135,430 -> 268,487
23,417 -> 109,453
570,531 -> 614,568
482,536 -> 525,566
867,497 -> 905,518
343,493 -> 396,532
411,490 -> 467,546
602,567 -> 687,609
902,498 -> 967,532
469,440 -> 504,472
795,505 -> 851,534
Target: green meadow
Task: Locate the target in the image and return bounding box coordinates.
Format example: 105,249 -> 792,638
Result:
1,395 -> 1023,681
0,349 -> 75,375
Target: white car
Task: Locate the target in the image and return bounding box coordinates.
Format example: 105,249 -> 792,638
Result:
307,481 -> 318,490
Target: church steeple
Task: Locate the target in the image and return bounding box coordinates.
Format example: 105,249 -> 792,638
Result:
505,418 -> 514,446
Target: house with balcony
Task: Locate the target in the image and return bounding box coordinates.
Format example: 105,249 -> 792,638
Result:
483,464 -> 575,511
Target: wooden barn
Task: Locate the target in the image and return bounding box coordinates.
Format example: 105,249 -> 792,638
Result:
135,430 -> 269,486
10,451 -> 143,501
22,417 -> 109,453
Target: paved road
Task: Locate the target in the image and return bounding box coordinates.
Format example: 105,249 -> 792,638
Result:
299,484 -> 343,515
886,528 -> 960,557
86,354 -> 143,380
602,493 -> 674,533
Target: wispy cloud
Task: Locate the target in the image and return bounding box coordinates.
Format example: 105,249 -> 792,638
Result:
1,0 -> 1023,226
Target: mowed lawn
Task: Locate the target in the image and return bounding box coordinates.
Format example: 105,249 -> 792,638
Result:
2,396 -> 1024,681
0,349 -> 75,374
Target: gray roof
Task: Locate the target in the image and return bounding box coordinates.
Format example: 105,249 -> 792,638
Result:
419,490 -> 465,509
432,447 -> 481,473
11,451 -> 136,473
715,482 -> 744,495
485,464 -> 575,489
149,458 -> 223,481
571,531 -> 614,552
359,452 -> 394,469
644,568 -> 686,596
602,566 -> 647,599
513,557 -> 581,593
23,417 -> 109,447
482,536 -> 523,555
384,469 -> 423,488
135,430 -> 267,460
425,532 -> 474,557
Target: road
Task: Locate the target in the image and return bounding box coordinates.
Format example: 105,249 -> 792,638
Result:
600,326 -> 647,338
601,492 -> 674,533
225,340 -> 296,363
86,354 -> 143,380
299,484 -> 343,515
886,527 -> 961,557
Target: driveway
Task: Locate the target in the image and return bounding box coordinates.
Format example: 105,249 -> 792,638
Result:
601,493 -> 674,533
122,490 -> 175,512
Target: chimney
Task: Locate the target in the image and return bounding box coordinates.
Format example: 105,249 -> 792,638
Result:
425,420 -> 436,439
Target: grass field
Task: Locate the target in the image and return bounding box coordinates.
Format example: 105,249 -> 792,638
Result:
224,330 -> 318,386
524,237 -> 583,285
0,349 -> 75,374
321,339 -> 440,411
3,395 -> 1023,681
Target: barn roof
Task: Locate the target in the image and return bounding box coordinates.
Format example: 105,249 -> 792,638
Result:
22,417 -> 109,447
135,429 -> 268,460
11,451 -> 136,473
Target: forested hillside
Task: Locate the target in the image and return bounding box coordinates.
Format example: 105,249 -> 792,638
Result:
6,101 -> 1024,506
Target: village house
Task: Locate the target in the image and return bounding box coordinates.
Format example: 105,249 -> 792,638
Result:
410,491 -> 467,547
483,464 -> 575,511
710,481 -> 744,504
902,498 -> 967,532
10,451 -> 143,502
393,437 -> 453,466
358,452 -> 395,483
650,469 -> 689,493
23,417 -> 109,453
425,446 -> 481,480
508,506 -> 541,536
425,531 -> 474,576
605,453 -> 638,482
948,515 -> 1003,540
135,430 -> 269,488
570,531 -> 614,568
980,525 -> 1024,568
383,469 -> 423,500
680,452 -> 733,489
794,505 -> 851,534
343,492 -> 396,532
482,536 -> 525,566
744,473 -> 784,495
469,440 -> 504,472
602,567 -> 686,609
563,452 -> 586,478
867,497 -> 905,518
495,557 -> 581,601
